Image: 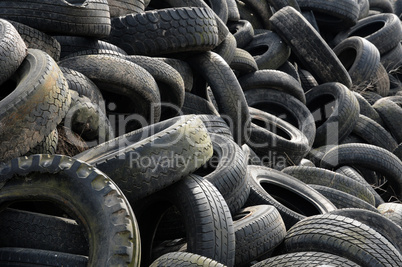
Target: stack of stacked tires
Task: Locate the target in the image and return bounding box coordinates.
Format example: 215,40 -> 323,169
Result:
0,0 -> 401,266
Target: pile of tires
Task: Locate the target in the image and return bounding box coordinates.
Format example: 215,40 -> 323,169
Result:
0,0 -> 401,266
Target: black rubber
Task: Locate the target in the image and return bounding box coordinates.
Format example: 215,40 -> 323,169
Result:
0,0 -> 111,38
233,205 -> 286,267
320,143 -> 402,201
377,202 -> 402,228
135,174 -> 235,266
108,7 -> 219,56
305,82 -> 360,147
25,128 -> 59,156
149,252 -> 226,267
186,51 -> 251,145
0,208 -> 88,255
0,154 -> 141,266
282,166 -> 376,205
212,32 -> 237,65
352,91 -> 384,126
251,251 -> 360,267
181,92 -> 220,116
332,13 -> 402,55
279,213 -> 402,266
157,57 -> 194,92
0,48 -> 70,162
245,165 -> 336,229
0,248 -> 88,267
247,107 -> 310,169
373,97 -> 402,144
244,89 -> 316,148
59,54 -> 161,126
74,115 -> 213,202
8,20 -> 60,61
0,19 -> 27,86
227,19 -> 254,49
108,0 -> 145,17
243,31 -> 291,70
229,48 -> 258,76
194,133 -> 249,214
269,6 -> 352,88
239,69 -> 305,104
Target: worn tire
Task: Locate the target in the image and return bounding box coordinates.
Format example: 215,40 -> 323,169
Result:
149,252 -> 226,267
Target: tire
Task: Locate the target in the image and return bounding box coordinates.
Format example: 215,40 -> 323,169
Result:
25,128 -> 58,156
332,13 -> 402,55
64,91 -> 114,146
0,248 -> 88,267
194,133 -> 249,214
282,166 -> 376,205
108,7 -> 219,56
233,205 -> 286,266
229,48 -> 258,76
157,57 -> 194,92
212,32 -> 237,65
297,0 -> 360,31
247,107 -> 310,169
239,69 -> 305,104
59,67 -> 106,115
267,0 -> 301,12
181,92 -> 219,116
54,36 -> 127,59
333,36 -> 382,93
305,82 -> 360,147
320,143 -> 402,201
74,115 -> 213,202
245,165 -> 336,229
0,154 -> 140,266
135,175 -> 235,266
357,0 -> 370,19
352,91 -> 384,126
0,48 -> 71,162
369,0 -> 394,13
186,51 -> 251,145
58,54 -> 161,125
244,89 -> 316,147
381,42 -> 402,72
108,0 -> 145,17
240,0 -> 272,29
125,55 -> 185,120
236,1 -> 265,30
243,31 -> 291,70
242,144 -> 263,166
0,0 -> 111,38
8,20 -> 60,61
227,19 -> 254,48
377,202 -> 402,228
360,90 -> 382,104
149,252 -> 226,267
373,97 -> 402,143
279,213 -> 402,266
352,114 -> 398,151
0,19 -> 27,86
0,208 -> 88,255
297,68 -> 318,92
269,6 -> 352,88
251,251 -> 360,267
309,185 -> 378,212
277,61 -> 301,84
328,208 -> 402,254
196,114 -> 233,139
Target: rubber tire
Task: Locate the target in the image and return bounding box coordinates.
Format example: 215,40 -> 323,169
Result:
181,92 -> 220,116
0,48 -> 70,162
245,165 -> 336,229
227,19 -> 254,49
0,208 -> 88,255
239,69 -> 305,104
212,33 -> 237,65
320,143 -> 402,201
251,251 -> 360,267
369,0 -> 394,13
305,82 -> 360,147
244,89 -> 316,148
108,0 -> 145,17
247,107 -> 310,169
282,166 -> 376,205
332,13 -> 402,55
186,51 -> 251,145
243,31 -> 291,70
0,248 -> 88,267
233,205 -> 286,266
298,68 -> 318,92
352,91 -> 384,126
269,6 -> 352,88
229,48 -> 258,76
377,202 -> 402,228
0,0 -> 111,38
74,115 -> 213,202
135,174 -> 235,266
108,7 -> 219,56
157,57 -> 194,92
194,133 -> 249,214
58,54 -> 161,125
328,208 -> 402,254
8,20 -> 60,61
279,213 -> 402,266
25,128 -> 59,156
373,97 -> 402,144
0,154 -> 140,266
149,252 -> 226,267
